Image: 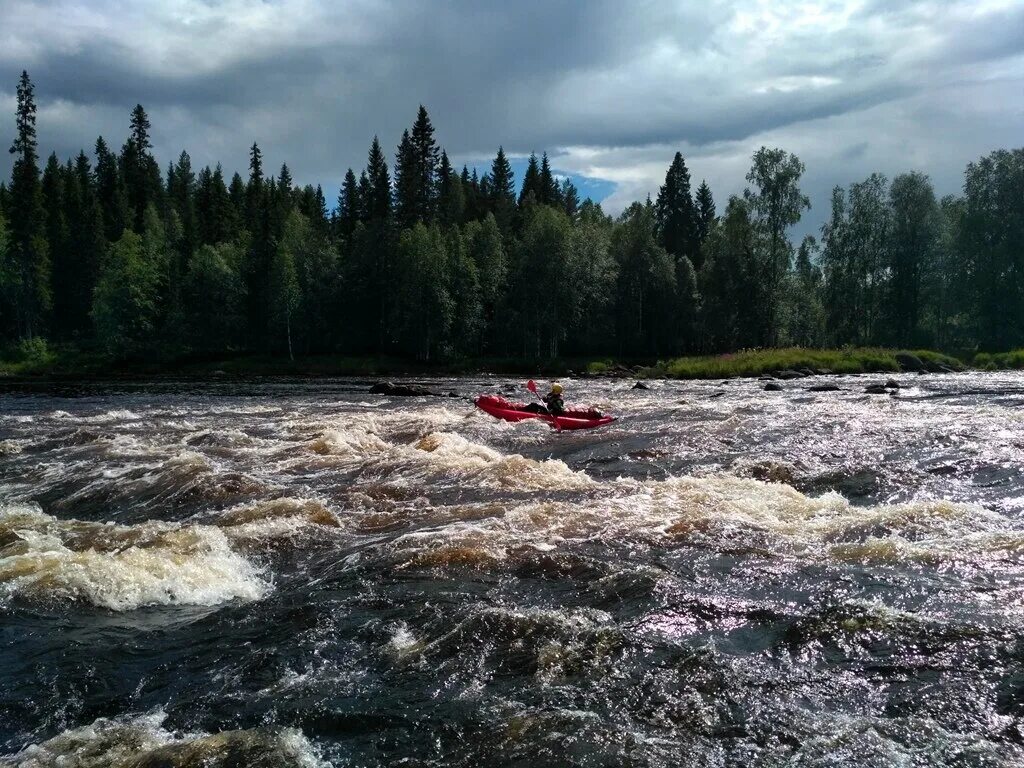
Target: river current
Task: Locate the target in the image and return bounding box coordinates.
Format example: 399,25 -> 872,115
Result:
1,373 -> 1024,766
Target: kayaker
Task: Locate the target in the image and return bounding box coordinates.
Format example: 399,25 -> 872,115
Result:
523,382 -> 566,416
543,383 -> 566,415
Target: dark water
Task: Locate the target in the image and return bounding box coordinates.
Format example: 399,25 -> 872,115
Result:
2,373 -> 1024,766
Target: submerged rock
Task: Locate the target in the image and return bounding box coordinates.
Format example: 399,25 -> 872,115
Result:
885,379 -> 901,389
865,384 -> 889,394
369,381 -> 436,397
764,382 -> 783,392
632,382 -> 650,390
808,384 -> 842,392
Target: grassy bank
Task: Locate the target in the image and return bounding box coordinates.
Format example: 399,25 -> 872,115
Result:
0,343 -> 997,381
642,348 -> 965,379
974,350 -> 1024,370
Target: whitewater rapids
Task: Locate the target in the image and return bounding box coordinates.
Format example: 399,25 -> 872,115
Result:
1,373 -> 1023,766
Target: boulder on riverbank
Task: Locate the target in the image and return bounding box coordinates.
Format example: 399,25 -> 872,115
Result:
895,352 -> 925,372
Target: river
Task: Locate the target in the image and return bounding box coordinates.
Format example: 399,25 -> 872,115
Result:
1,373 -> 1023,766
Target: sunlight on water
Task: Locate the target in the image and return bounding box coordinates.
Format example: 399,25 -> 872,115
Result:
1,373 -> 1023,766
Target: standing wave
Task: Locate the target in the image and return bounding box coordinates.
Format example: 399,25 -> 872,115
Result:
0,504 -> 270,610
0,711 -> 326,767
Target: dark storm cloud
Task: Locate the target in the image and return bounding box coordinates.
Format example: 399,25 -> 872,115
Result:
0,0 -> 1022,223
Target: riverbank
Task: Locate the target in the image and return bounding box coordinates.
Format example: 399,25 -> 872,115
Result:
0,344 -> 1016,382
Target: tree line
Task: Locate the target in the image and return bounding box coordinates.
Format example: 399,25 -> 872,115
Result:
1,70 -> 1022,364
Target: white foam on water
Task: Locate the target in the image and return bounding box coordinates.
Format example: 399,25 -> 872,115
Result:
0,711 -> 328,767
0,504 -> 270,611
309,425 -> 592,491
385,473 -> 1024,568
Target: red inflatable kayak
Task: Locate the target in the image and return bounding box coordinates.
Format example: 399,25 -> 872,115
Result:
474,395 -> 616,430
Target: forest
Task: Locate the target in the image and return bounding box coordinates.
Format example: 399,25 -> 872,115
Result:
1,70 -> 1022,368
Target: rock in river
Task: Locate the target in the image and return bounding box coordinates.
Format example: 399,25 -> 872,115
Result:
369,381 -> 437,396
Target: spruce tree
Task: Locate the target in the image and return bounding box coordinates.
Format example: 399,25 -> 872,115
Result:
436,150 -> 465,227
539,152 -> 560,206
655,152 -> 698,268
6,71 -> 50,339
561,178 -> 580,219
337,168 -> 360,242
393,106 -> 440,226
393,129 -> 415,225
245,142 -> 264,230
121,104 -> 163,231
365,136 -> 392,221
41,153 -> 70,337
168,150 -> 197,255
694,180 -> 715,266
519,153 -> 541,207
64,151 -> 104,336
489,147 -> 515,235
94,136 -> 129,241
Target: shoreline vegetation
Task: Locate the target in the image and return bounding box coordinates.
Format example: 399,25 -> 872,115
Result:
2,71 -> 1023,383
3,345 -> 1021,382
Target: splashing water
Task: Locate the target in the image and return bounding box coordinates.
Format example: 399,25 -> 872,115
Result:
2,374 -> 1024,766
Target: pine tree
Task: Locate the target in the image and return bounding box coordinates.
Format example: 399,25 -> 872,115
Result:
561,178 -> 580,219
94,136 -> 129,241
41,153 -> 70,337
393,106 -> 440,226
168,150 -> 197,255
365,136 -> 392,222
519,153 -> 541,207
121,104 -> 163,231
539,152 -> 560,206
356,170 -> 372,221
6,71 -> 50,339
67,150 -> 105,335
489,147 -> 516,236
436,150 -> 465,227
245,142 -> 264,231
228,172 -> 246,230
655,152 -> 697,270
337,168 -> 360,242
393,129 -> 415,225
693,180 -> 715,266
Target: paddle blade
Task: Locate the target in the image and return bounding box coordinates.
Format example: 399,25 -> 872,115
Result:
526,380 -> 538,394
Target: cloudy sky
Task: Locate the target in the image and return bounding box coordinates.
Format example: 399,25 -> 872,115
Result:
1,0 -> 1022,234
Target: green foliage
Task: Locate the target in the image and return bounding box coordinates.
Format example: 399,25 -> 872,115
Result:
394,222 -> 453,360
181,242 -> 246,354
974,350 -> 1024,369
2,72 -> 1023,372
92,230 -> 160,358
652,347 -> 963,379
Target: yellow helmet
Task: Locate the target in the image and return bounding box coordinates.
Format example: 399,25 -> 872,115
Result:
551,383 -> 564,394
